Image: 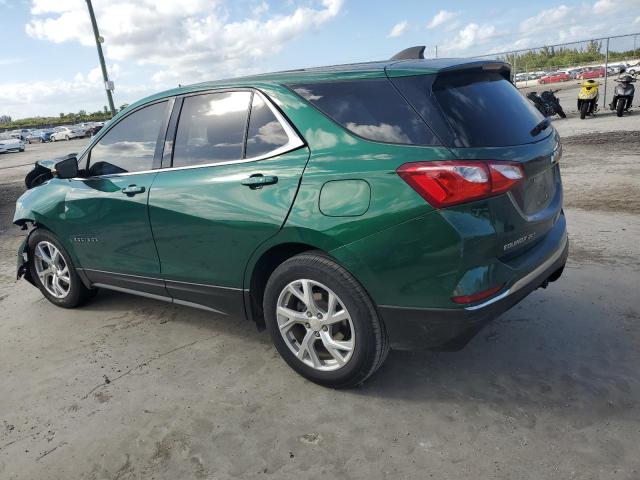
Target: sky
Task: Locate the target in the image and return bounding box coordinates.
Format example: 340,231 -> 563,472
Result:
1,0 -> 640,119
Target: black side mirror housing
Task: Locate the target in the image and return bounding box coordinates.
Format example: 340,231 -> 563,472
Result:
55,156 -> 78,179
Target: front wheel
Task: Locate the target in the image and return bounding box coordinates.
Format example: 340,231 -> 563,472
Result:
556,106 -> 567,118
27,229 -> 94,308
617,98 -> 625,117
264,252 -> 389,388
580,101 -> 589,119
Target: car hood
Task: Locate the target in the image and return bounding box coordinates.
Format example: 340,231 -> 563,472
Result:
0,139 -> 20,145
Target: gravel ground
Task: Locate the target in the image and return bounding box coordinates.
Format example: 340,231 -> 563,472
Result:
0,116 -> 639,480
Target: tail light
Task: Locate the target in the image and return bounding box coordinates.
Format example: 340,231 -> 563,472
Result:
451,284 -> 504,304
397,161 -> 525,208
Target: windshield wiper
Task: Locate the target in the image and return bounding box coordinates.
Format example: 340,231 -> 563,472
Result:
530,117 -> 551,137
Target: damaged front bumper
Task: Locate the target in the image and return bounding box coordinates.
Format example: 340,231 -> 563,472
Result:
16,236 -> 35,286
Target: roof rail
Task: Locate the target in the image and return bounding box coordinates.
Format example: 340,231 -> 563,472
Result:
390,46 -> 425,61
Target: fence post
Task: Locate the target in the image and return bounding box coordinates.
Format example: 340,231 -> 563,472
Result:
603,37 -> 610,109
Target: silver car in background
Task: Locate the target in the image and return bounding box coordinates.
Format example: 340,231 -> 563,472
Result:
0,136 -> 25,153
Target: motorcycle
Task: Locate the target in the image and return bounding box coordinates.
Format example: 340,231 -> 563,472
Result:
609,70 -> 636,117
577,79 -> 600,119
526,90 -> 566,118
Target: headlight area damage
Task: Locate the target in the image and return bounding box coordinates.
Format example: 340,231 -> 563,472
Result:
14,157 -> 77,286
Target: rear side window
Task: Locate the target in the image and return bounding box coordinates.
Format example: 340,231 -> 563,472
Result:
245,93 -> 288,158
173,91 -> 251,167
290,79 -> 439,145
393,71 -> 546,148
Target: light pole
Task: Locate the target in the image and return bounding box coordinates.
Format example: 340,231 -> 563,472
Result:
86,0 -> 116,116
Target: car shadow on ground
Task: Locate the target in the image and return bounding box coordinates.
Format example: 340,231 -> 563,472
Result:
356,287 -> 638,421
84,275 -> 639,421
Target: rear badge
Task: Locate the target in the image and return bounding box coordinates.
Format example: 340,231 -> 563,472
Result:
503,232 -> 536,251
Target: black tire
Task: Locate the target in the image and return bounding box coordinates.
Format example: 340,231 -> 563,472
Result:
557,106 -> 566,118
27,229 -> 93,308
617,98 -> 625,117
264,252 -> 389,388
580,102 -> 589,119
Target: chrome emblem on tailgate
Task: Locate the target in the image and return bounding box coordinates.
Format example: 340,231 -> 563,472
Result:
503,232 -> 537,251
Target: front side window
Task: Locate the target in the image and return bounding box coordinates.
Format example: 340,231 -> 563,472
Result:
173,91 -> 251,167
290,79 -> 440,145
88,101 -> 168,176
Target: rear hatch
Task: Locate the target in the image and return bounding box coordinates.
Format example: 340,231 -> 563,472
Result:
388,64 -> 562,258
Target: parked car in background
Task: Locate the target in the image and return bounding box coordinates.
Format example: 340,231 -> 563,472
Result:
0,137 -> 25,153
85,123 -> 104,137
577,67 -> 605,80
14,53 -> 568,387
539,71 -> 570,84
567,68 -> 587,79
8,129 -> 32,141
50,126 -> 83,141
25,129 -> 53,143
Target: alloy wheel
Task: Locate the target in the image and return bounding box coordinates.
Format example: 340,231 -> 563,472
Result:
276,279 -> 355,371
33,241 -> 71,298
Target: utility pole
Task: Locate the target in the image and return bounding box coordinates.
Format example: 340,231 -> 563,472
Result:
603,37 -> 610,108
86,0 -> 116,116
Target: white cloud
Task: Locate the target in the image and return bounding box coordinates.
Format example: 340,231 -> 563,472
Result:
427,10 -> 458,29
593,0 -> 625,15
0,65 -> 145,118
25,0 -> 343,83
520,5 -> 572,34
441,23 -> 498,53
387,21 -> 408,38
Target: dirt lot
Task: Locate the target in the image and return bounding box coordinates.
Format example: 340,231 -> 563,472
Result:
0,118 -> 639,479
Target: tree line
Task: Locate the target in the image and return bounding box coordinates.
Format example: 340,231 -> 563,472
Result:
0,104 -> 129,131
501,41 -> 640,73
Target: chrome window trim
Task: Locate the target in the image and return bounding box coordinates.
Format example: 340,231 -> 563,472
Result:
75,89 -> 305,180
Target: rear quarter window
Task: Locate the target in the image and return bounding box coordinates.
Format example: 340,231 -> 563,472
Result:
290,79 -> 440,146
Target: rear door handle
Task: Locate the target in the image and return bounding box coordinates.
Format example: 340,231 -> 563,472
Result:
121,185 -> 146,196
241,175 -> 278,189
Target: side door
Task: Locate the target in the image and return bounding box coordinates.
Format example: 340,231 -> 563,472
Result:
148,89 -> 308,315
64,99 -> 172,296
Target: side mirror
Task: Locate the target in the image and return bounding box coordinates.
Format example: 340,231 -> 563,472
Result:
54,156 -> 78,179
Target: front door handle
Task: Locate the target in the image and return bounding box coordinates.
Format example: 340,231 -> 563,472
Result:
121,185 -> 146,196
241,174 -> 278,189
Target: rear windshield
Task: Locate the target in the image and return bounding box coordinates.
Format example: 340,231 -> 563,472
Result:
289,79 -> 440,145
392,71 -> 548,148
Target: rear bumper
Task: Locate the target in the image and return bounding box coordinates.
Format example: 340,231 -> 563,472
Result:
379,232 -> 568,351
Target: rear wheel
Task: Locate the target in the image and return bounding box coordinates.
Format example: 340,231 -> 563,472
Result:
27,229 -> 93,308
580,102 -> 589,119
617,98 -> 625,117
264,252 -> 388,388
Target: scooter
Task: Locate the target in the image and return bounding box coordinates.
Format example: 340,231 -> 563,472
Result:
526,90 -> 566,118
577,79 -> 599,119
609,70 -> 636,117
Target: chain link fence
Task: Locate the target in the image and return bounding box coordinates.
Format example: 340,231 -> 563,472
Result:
474,33 -> 640,113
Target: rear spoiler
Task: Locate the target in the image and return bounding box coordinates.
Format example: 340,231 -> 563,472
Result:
387,48 -> 512,81
440,60 -> 512,81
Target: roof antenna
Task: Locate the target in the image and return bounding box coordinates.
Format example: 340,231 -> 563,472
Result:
390,46 -> 426,61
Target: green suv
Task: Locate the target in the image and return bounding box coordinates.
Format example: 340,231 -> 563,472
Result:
14,49 -> 568,388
